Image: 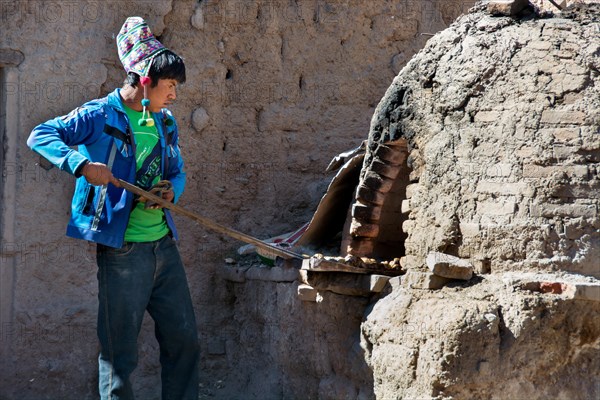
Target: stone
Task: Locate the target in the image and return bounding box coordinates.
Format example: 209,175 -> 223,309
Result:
476,181 -> 534,196
540,110 -> 586,125
192,107 -> 210,132
551,183 -> 600,199
541,128 -> 581,142
472,258 -> 492,275
564,283 -> 600,302
399,255 -> 421,269
529,203 -> 598,218
459,222 -> 481,237
190,7 -> 205,30
401,219 -> 415,233
303,271 -> 372,296
387,276 -> 402,290
402,271 -> 451,290
370,275 -> 391,293
485,163 -> 512,177
474,110 -> 501,122
552,145 -> 578,159
405,183 -> 419,199
522,165 -> 588,179
297,284 -> 321,302
401,199 -> 411,214
516,146 -> 536,158
477,200 -> 516,216
528,41 -> 553,51
487,0 -> 529,16
426,252 -> 474,281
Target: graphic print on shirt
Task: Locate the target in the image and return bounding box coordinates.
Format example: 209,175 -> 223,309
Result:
135,137 -> 162,189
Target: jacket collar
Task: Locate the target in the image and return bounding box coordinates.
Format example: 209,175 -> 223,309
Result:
107,88 -> 167,122
107,88 -> 126,112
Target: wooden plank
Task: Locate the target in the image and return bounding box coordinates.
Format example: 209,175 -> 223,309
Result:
301,258 -> 403,277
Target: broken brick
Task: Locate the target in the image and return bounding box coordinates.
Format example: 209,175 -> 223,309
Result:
370,160 -> 401,179
375,145 -> 406,165
426,252 -> 474,281
363,171 -> 394,193
352,202 -> 382,221
487,0 -> 529,16
402,271 -> 451,290
356,184 -> 386,206
539,282 -> 565,294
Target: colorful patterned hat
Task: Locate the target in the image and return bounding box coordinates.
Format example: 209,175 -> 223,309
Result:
117,17 -> 166,126
117,17 -> 166,77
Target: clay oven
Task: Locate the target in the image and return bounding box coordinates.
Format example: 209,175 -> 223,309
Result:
298,2 -> 599,279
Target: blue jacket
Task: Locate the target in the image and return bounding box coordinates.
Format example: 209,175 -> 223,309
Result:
27,88 -> 186,248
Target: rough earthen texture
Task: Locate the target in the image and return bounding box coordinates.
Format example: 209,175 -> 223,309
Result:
362,274 -> 600,399
0,0 -> 467,398
366,2 -> 600,278
215,278 -> 374,400
358,3 -> 600,398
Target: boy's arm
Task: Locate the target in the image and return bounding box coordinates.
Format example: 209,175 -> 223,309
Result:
27,105 -> 105,176
28,105 -> 120,187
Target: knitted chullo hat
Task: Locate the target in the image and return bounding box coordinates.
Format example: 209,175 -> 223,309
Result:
117,17 -> 166,126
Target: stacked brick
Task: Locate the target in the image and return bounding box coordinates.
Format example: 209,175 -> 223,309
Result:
342,140 -> 409,257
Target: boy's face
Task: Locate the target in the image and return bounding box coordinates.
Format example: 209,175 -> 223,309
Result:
147,78 -> 178,112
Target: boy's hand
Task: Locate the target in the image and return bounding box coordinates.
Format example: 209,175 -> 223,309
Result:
142,180 -> 174,209
82,162 -> 121,187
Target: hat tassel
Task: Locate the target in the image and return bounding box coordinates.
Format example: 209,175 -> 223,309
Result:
138,76 -> 154,127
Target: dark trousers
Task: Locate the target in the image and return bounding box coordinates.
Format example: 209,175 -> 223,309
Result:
96,235 -> 199,400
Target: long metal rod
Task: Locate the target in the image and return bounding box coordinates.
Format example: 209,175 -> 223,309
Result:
118,179 -> 304,260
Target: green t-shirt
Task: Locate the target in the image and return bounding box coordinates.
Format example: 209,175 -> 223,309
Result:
123,105 -> 170,242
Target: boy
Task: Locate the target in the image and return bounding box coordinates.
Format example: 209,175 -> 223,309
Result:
27,17 -> 199,400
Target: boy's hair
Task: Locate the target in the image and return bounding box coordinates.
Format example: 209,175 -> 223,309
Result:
124,49 -> 186,88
